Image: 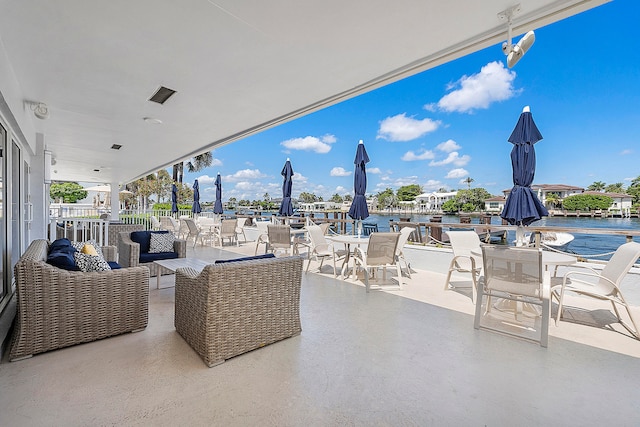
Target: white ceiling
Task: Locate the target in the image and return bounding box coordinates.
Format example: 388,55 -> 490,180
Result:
0,0 -> 608,185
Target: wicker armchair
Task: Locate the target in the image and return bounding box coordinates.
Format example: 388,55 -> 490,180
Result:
118,230 -> 187,277
9,239 -> 150,361
175,256 -> 304,367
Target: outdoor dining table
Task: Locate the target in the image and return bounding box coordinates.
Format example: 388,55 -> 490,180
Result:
327,235 -> 370,278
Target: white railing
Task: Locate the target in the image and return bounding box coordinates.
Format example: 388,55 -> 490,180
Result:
48,218 -> 109,246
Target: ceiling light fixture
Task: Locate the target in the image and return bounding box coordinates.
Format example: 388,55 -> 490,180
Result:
498,4 -> 535,68
143,117 -> 163,124
27,101 -> 50,120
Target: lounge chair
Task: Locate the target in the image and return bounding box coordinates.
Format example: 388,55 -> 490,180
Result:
353,232 -> 402,292
444,230 -> 482,303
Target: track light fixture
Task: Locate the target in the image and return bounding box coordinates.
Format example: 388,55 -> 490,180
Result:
498,4 -> 535,68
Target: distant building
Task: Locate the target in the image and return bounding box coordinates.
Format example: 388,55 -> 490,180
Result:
484,196 -> 506,213
503,184 -> 584,208
583,191 -> 633,216
415,191 -> 458,212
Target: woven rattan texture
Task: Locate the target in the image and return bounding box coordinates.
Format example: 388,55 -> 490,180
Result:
117,231 -> 187,276
175,256 -> 303,367
9,239 -> 150,361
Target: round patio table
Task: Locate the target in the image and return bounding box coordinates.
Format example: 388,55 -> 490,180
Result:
327,235 -> 369,278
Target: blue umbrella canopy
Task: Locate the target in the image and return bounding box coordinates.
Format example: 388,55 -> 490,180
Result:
500,108 -> 548,226
348,140 -> 370,221
278,159 -> 294,216
191,179 -> 202,214
171,184 -> 178,214
213,173 -> 223,214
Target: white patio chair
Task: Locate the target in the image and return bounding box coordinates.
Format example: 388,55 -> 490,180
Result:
196,217 -> 219,246
304,224 -> 346,277
254,220 -> 270,255
552,241 -> 640,340
150,215 -> 162,231
353,232 -> 402,293
266,224 -> 292,256
183,218 -> 204,248
475,245 -> 551,347
235,217 -> 248,243
396,226 -> 413,279
216,219 -> 238,247
160,215 -> 180,237
444,230 -> 482,303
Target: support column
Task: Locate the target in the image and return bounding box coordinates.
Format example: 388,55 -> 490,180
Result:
110,182 -> 120,221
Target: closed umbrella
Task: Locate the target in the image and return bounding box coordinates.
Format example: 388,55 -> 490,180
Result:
213,173 -> 224,214
171,184 -> 178,214
278,158 -> 294,217
192,179 -> 202,214
348,140 -> 370,235
500,106 -> 548,245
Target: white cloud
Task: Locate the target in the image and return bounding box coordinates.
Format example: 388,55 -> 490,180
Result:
281,136 -> 333,153
401,150 -> 435,161
429,152 -> 471,167
376,113 -> 441,142
434,61 -> 518,113
330,167 -> 351,177
224,169 -> 267,182
322,134 -> 337,144
335,186 -> 348,194
196,174 -> 218,185
436,139 -> 461,152
368,167 -> 382,174
446,168 -> 469,179
621,149 -> 633,155
293,172 -> 308,183
422,179 -> 444,191
375,176 -> 419,190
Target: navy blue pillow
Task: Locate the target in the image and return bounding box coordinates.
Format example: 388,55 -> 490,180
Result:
107,261 -> 122,270
47,250 -> 80,271
49,238 -> 76,254
214,253 -> 276,264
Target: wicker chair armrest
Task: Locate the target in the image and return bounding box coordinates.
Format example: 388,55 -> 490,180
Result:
173,238 -> 187,258
101,245 -> 117,262
117,232 -> 140,268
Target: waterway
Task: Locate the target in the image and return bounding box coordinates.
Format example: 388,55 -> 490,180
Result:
232,210 -> 639,260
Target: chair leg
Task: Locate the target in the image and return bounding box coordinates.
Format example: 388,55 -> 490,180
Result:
474,286 -> 484,330
444,259 -> 456,290
540,297 -> 550,348
396,264 -> 403,288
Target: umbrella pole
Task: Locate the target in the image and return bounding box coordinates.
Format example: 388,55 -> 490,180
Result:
515,224 -> 525,247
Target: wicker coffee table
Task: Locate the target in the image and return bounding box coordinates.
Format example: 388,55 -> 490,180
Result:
153,258 -> 210,289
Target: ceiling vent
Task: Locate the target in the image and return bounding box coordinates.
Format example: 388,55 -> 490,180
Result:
148,86 -> 177,104
111,144 -> 122,150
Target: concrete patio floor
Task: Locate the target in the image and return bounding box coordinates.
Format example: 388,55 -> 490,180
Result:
2,239 -> 640,425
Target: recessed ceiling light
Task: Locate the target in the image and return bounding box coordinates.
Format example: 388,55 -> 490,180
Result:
143,117 -> 163,124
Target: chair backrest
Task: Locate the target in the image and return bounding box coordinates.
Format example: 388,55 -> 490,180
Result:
236,217 -> 247,229
159,216 -> 177,232
398,222 -> 422,243
481,245 -> 543,298
362,223 -> 378,236
319,222 -> 331,235
366,232 -> 400,266
307,224 -> 328,250
598,241 -> 640,290
447,230 -> 482,270
396,227 -> 413,255
267,225 -> 291,248
184,218 -> 199,234
150,215 -> 161,230
256,220 -> 269,235
221,219 -> 237,234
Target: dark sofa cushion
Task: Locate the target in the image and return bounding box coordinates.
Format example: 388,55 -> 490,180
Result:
108,261 -> 122,270
214,253 -> 276,264
139,251 -> 179,263
47,238 -> 80,271
131,230 -> 172,254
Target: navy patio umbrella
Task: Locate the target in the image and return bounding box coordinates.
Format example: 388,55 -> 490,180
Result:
213,173 -> 224,214
348,140 -> 370,224
501,106 -> 548,240
192,179 -> 202,214
278,158 -> 294,216
171,184 -> 178,214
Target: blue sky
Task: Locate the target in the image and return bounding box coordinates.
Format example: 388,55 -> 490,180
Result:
181,0 -> 640,203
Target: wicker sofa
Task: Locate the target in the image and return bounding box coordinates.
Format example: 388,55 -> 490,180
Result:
118,228 -> 187,277
9,239 -> 150,361
175,255 -> 304,367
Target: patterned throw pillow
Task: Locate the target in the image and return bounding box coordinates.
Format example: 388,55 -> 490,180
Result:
72,240 -> 104,259
149,232 -> 175,253
74,252 -> 112,272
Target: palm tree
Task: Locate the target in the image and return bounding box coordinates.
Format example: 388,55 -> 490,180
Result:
587,181 -> 606,192
172,152 -> 214,183
463,177 -> 474,190
545,192 -> 560,209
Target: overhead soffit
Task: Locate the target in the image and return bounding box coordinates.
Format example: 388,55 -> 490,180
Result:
0,0 -> 609,184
